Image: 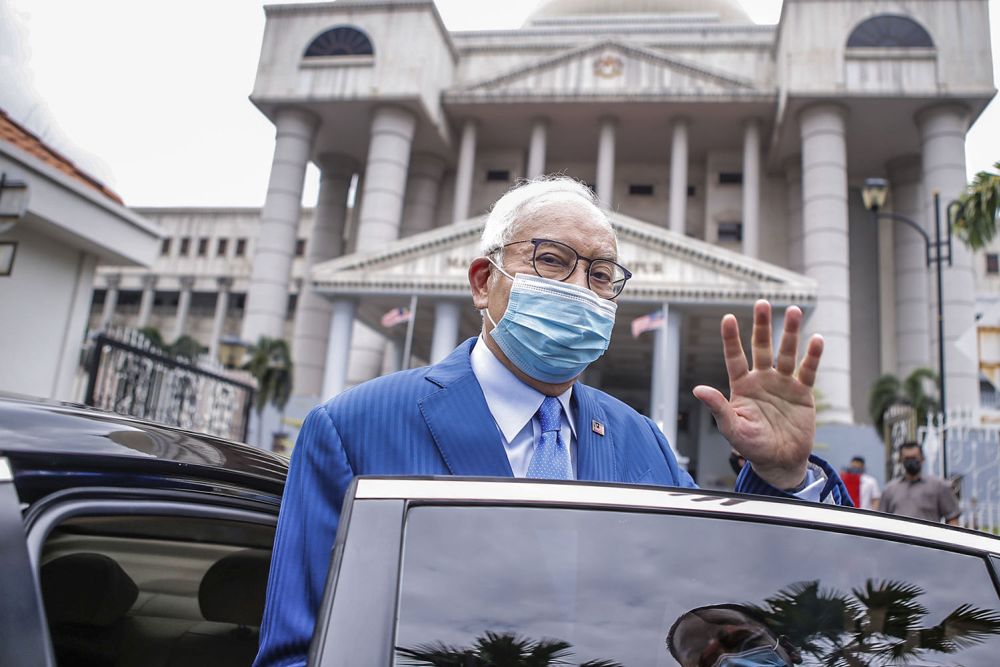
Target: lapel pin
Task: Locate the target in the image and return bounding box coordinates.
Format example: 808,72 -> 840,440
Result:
592,420 -> 605,436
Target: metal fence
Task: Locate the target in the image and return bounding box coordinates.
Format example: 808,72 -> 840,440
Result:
913,409 -> 1000,533
83,329 -> 255,442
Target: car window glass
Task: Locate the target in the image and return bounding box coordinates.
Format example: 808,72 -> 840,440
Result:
394,506 -> 1000,667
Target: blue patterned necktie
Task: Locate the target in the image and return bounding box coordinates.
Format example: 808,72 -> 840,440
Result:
526,396 -> 572,480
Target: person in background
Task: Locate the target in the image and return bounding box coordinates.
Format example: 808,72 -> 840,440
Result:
847,455 -> 881,510
881,442 -> 960,525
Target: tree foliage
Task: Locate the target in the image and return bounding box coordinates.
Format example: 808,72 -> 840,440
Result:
242,336 -> 294,421
953,161 -> 1000,250
867,367 -> 938,436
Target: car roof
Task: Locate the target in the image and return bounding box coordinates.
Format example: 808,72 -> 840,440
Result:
351,476 -> 1000,555
0,392 -> 287,486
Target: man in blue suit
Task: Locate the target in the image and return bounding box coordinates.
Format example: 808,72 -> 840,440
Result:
254,176 -> 850,667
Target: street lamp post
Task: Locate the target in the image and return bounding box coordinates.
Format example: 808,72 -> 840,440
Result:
862,178 -> 954,477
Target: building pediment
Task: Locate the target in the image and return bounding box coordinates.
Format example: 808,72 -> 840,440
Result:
311,212 -> 816,306
446,40 -> 759,102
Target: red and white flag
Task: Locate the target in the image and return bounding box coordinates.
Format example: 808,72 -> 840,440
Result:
631,310 -> 664,338
381,306 -> 413,328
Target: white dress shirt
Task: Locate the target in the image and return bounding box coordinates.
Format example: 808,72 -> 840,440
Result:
469,335 -> 826,499
470,336 -> 577,478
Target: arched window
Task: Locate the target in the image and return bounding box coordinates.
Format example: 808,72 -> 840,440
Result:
846,14 -> 934,48
304,26 -> 374,58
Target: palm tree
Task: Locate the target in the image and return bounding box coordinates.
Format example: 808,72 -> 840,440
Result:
137,326 -> 166,350
867,367 -> 939,438
397,630 -> 622,667
953,161 -> 1000,250
242,336 -> 294,447
168,334 -> 204,361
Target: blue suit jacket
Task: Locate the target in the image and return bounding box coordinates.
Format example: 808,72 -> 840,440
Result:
254,338 -> 850,667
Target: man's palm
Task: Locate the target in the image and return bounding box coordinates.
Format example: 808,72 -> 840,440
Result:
693,301 -> 823,490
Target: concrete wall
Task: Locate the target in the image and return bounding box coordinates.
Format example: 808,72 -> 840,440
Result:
778,0 -> 994,95
254,2 -> 456,128
0,222 -> 95,400
848,187 -> 883,423
101,208 -> 315,294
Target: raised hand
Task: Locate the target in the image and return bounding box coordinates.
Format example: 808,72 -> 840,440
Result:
692,300 -> 823,490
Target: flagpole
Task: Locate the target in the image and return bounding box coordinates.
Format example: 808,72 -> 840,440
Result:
401,294 -> 418,370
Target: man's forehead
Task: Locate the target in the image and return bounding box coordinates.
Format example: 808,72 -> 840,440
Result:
512,205 -> 617,255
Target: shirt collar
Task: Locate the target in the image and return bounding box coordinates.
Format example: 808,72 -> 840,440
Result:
470,335 -> 575,443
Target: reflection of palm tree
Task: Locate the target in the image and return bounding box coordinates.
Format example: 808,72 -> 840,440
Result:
397,630 -> 622,667
747,579 -> 1000,666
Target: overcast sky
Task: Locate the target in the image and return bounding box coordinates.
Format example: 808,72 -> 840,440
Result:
1,0 -> 998,207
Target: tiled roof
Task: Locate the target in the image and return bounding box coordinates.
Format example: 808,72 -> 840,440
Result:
0,108 -> 123,205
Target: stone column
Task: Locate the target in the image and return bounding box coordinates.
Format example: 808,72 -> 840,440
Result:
783,156 -> 804,273
356,106 -> 418,251
429,300 -> 462,364
401,152 -> 446,237
172,276 -> 195,342
526,118 -> 548,179
292,154 -> 356,397
650,305 -> 682,447
596,117 -> 617,207
241,107 -> 318,343
209,277 -> 233,360
381,338 -> 405,375
452,119 -> 477,223
668,118 -> 689,235
887,155 -> 931,378
343,106 -> 418,390
98,274 -> 121,331
136,274 -> 157,329
917,104 -> 977,409
322,299 -> 357,399
742,118 -> 761,258
799,104 -> 852,423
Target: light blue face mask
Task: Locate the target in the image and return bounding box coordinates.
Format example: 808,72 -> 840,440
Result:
713,646 -> 788,667
484,264 -> 617,384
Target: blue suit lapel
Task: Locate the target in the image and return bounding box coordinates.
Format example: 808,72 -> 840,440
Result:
573,383 -> 619,482
419,339 -> 514,478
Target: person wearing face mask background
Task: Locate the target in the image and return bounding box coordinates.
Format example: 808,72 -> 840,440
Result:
253,176 -> 853,667
845,455 -> 880,510
881,441 -> 960,525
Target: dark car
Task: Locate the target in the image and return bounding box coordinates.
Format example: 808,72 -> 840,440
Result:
6,394 -> 1000,667
0,393 -> 286,667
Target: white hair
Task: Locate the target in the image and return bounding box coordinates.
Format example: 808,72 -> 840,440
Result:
479,175 -> 616,259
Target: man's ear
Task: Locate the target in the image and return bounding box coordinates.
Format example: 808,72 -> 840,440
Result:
469,257 -> 492,309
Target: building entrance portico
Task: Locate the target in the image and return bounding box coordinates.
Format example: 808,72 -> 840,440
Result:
308,210 -> 817,485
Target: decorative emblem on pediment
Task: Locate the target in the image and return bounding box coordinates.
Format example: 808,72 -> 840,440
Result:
451,40 -> 757,100
593,53 -> 624,79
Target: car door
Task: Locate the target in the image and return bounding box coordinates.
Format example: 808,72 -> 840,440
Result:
311,478 -> 1000,667
0,456 -> 55,667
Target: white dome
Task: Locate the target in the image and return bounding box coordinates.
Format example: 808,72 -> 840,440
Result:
526,0 -> 752,24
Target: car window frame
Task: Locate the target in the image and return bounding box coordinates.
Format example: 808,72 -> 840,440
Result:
0,456 -> 55,667
24,487 -> 278,570
19,482 -> 279,667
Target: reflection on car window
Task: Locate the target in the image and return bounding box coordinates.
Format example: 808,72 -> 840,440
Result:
394,507 -> 1000,666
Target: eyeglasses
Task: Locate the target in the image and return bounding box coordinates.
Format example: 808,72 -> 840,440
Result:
495,238 -> 632,299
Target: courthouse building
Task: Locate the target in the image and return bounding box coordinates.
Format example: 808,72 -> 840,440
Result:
91,0 -> 997,483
